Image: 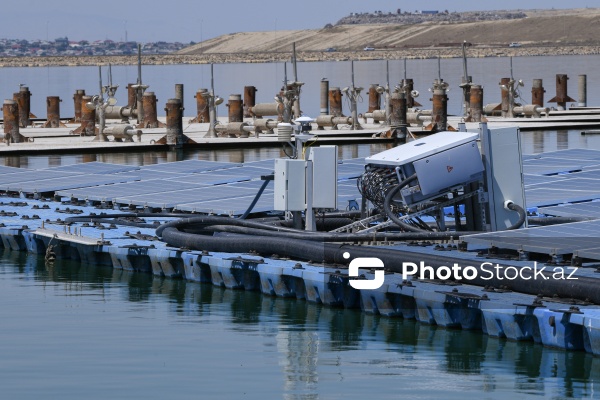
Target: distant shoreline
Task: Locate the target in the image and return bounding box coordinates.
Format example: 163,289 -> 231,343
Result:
1,45 -> 599,68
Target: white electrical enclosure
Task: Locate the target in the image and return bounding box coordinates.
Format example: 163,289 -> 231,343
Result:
479,125 -> 527,230
308,146 -> 338,208
365,131 -> 484,205
274,159 -> 306,211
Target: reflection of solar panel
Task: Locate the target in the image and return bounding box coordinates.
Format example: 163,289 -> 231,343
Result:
44,161 -> 139,174
462,220 -> 600,259
523,174 -> 566,186
525,187 -> 600,207
525,148 -> 600,161
539,202 -> 600,218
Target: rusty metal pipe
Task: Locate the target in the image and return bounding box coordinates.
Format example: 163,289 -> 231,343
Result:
73,89 -> 85,123
468,85 -> 483,122
165,98 -> 183,147
431,89 -> 448,131
243,86 -> 257,118
227,94 -> 243,123
127,83 -> 136,108
142,92 -> 160,128
368,84 -> 381,113
531,79 -> 545,107
549,74 -> 575,110
79,95 -> 96,136
329,87 -> 343,117
194,89 -> 210,123
45,96 -> 61,128
3,100 -> 23,143
13,86 -> 32,128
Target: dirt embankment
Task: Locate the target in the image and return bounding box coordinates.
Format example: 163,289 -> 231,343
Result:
3,8 -> 600,68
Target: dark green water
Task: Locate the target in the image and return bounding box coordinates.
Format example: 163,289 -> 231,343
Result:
1,250 -> 599,399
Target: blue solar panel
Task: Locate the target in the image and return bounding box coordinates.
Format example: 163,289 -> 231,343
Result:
462,220 -> 600,258
139,160 -> 240,173
538,202 -> 600,218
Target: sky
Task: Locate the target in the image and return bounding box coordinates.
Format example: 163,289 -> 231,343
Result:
2,0 -> 597,43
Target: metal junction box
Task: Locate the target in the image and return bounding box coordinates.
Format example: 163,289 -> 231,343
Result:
308,146 -> 338,209
365,131 -> 484,205
274,159 -> 306,211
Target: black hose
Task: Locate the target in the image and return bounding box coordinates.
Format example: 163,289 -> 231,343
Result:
383,174 -> 424,232
203,224 -> 479,241
506,202 -> 526,230
239,178 -> 271,220
528,216 -> 597,226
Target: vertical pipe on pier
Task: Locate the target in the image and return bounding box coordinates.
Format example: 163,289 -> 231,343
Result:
194,89 -> 210,123
431,89 -> 448,131
127,84 -> 136,108
73,89 -> 85,123
390,92 -> 407,144
175,84 -> 184,112
329,87 -> 343,117
320,79 -> 329,118
165,98 -> 183,148
368,84 -> 381,115
13,86 -> 32,128
549,74 -> 574,110
79,95 -> 96,136
500,77 -> 510,117
531,79 -> 545,107
3,100 -> 23,144
227,94 -> 243,123
243,86 -> 257,118
468,85 -> 483,122
142,92 -> 160,128
578,74 -> 587,107
403,78 -> 420,108
45,96 -> 61,128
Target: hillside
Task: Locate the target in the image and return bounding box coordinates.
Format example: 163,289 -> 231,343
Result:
178,8 -> 600,55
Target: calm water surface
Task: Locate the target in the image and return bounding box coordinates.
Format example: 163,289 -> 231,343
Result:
1,251 -> 599,399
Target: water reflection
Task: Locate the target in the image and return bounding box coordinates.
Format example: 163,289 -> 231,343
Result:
7,250 -> 600,398
1,131 -> 600,170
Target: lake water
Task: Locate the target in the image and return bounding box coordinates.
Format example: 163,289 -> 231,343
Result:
1,250 -> 599,400
2,55 -> 600,399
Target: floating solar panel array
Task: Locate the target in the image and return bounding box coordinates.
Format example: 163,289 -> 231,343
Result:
465,148 -> 600,261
